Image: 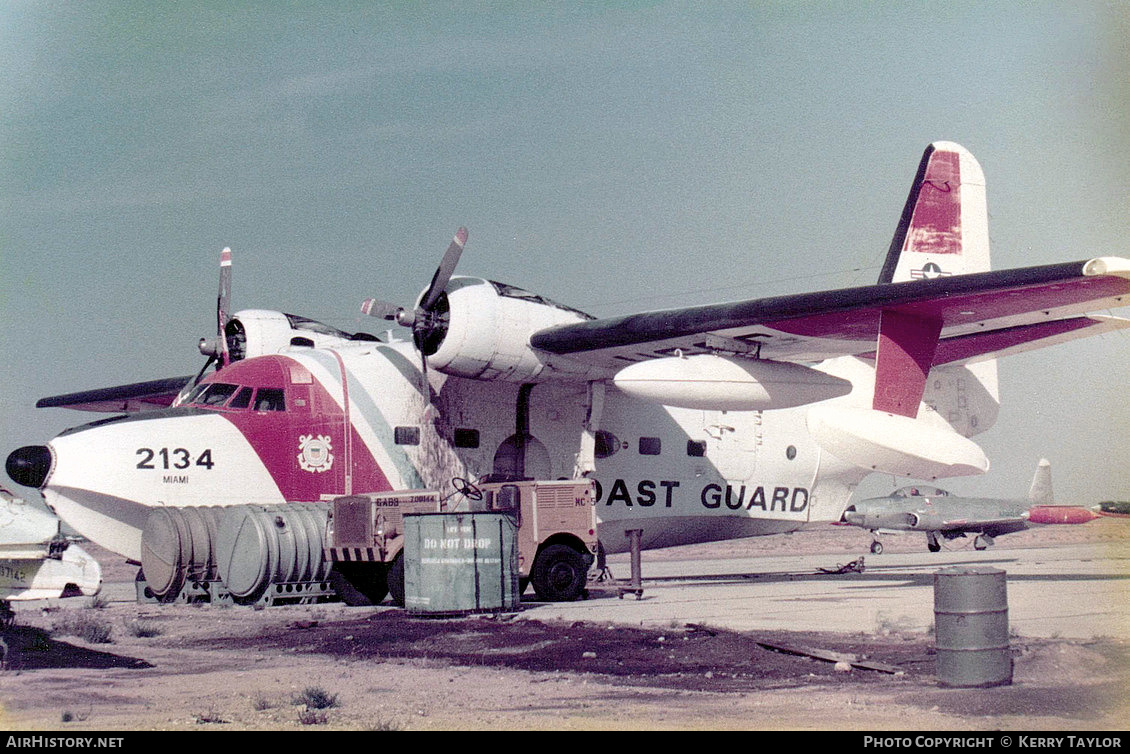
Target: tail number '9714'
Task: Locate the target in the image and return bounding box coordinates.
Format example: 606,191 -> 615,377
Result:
136,448 -> 215,470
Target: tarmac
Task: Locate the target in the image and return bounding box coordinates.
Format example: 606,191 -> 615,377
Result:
521,539 -> 1130,641
26,531 -> 1129,642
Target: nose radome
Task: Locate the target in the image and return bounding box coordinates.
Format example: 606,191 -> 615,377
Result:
6,445 -> 53,489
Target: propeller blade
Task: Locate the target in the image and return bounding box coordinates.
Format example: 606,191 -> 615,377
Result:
217,247 -> 232,366
419,227 -> 467,312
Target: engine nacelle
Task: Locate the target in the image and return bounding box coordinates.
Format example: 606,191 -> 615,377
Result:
426,278 -> 601,382
200,310 -> 379,363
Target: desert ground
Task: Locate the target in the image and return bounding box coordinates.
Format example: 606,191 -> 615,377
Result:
0,518 -> 1127,732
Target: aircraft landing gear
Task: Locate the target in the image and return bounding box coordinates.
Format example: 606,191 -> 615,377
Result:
926,531 -> 941,553
870,540 -> 884,555
974,534 -> 994,550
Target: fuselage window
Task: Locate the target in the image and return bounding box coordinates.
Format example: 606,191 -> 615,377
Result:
195,383 -> 238,407
687,440 -> 706,457
253,388 -> 286,412
394,426 -> 421,446
594,430 -> 621,459
454,428 -> 480,448
229,386 -> 253,410
639,437 -> 661,456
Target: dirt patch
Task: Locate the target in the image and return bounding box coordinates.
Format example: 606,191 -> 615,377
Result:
1,598 -> 1126,731
1,520 -> 1127,731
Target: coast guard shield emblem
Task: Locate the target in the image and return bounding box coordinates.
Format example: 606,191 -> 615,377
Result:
297,434 -> 334,473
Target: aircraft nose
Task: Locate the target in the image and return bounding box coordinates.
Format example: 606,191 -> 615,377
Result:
6,445 -> 53,489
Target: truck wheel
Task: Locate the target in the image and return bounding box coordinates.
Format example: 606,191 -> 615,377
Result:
531,545 -> 587,602
330,562 -> 388,606
387,553 -> 405,607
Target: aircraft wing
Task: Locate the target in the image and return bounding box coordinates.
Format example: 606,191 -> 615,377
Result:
531,257 -> 1130,370
933,515 -> 1027,531
36,375 -> 194,413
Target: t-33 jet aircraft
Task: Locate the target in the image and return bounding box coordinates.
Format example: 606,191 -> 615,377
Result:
840,458 -> 1100,553
7,142 -> 1130,567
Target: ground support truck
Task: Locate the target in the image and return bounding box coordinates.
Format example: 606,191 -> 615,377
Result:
325,478 -> 598,605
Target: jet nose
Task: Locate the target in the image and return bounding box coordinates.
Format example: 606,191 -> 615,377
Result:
6,445 -> 53,489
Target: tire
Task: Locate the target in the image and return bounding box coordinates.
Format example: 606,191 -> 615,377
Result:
329,562 -> 388,606
387,553 -> 405,607
530,545 -> 588,602
870,541 -> 883,555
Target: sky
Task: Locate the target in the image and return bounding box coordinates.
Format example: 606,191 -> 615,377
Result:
2,1 -> 1129,508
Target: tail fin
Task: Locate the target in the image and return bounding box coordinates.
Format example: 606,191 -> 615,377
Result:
875,142 -> 999,429
878,141 -> 990,284
1027,458 -> 1054,505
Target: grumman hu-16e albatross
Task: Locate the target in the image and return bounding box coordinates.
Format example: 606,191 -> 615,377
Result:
7,142 -> 1130,571
840,458 -> 1100,554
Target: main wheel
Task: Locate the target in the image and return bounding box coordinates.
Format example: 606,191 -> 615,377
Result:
329,562 -> 388,606
530,545 -> 588,602
870,541 -> 883,555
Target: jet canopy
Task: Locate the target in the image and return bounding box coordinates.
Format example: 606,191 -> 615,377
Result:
891,485 -> 951,498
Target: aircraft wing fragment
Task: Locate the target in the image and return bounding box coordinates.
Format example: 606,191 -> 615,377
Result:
932,515 -> 1027,531
36,375 -> 194,413
531,257 -> 1130,370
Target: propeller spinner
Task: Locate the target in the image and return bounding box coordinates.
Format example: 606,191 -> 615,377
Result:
362,227 -> 468,360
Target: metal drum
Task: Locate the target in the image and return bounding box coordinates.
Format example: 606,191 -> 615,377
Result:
214,503 -> 330,604
934,566 -> 1012,687
402,511 -> 519,615
140,506 -> 224,602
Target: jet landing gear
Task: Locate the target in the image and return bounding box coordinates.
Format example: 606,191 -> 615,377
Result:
869,540 -> 884,555
974,534 -> 995,551
926,531 -> 941,553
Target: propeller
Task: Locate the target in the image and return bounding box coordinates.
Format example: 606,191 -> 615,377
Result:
362,227 -> 467,366
193,247 -> 234,384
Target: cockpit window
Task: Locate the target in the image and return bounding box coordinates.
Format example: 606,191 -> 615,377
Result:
182,384 -> 208,404
893,486 -> 949,498
229,386 -> 253,409
253,388 -> 286,412
194,383 -> 238,406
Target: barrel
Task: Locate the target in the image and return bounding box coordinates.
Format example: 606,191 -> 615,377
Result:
934,566 -> 1012,687
402,511 -> 519,615
140,506 -> 225,602
214,503 -> 330,604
